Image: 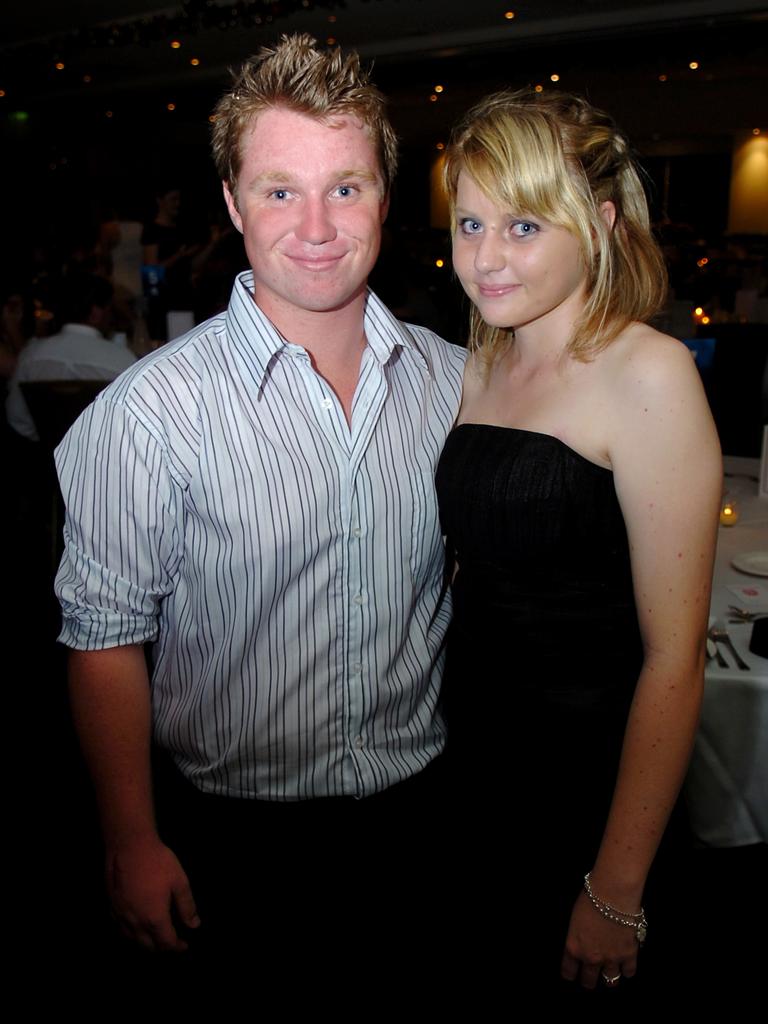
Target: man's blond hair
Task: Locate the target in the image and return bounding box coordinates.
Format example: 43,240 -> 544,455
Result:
212,33 -> 398,200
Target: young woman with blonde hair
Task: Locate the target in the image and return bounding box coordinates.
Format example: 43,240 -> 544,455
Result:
436,90 -> 721,996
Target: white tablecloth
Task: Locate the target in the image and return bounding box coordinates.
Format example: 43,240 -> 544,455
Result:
684,456 -> 768,847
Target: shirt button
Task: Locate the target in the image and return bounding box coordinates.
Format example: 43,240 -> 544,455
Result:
320,397 -> 333,410
352,593 -> 364,605
354,735 -> 364,750
352,661 -> 363,673
352,527 -> 363,538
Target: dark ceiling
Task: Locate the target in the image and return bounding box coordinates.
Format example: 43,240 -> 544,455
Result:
1,1 -> 765,245
2,1 -> 766,146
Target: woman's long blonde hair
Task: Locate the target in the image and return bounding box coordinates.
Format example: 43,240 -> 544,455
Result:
443,90 -> 668,362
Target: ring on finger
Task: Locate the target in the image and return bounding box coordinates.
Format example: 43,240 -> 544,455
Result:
601,971 -> 621,985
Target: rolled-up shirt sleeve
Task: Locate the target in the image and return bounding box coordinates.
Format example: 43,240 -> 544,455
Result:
55,396 -> 183,650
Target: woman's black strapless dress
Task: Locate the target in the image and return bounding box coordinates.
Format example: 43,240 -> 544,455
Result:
436,425 -> 647,983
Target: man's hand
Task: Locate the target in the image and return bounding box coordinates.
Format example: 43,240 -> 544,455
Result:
106,836 -> 200,952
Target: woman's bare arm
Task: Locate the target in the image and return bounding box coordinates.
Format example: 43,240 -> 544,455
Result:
561,333 -> 721,987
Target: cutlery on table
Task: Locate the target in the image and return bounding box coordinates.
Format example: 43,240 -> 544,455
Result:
709,626 -> 750,671
728,605 -> 768,622
707,631 -> 729,668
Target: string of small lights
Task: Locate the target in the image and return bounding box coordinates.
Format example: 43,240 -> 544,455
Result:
3,2 -> 346,60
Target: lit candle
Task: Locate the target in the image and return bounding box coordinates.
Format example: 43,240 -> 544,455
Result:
719,499 -> 739,526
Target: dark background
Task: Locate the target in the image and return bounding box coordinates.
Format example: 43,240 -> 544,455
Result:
2,1 -> 766,261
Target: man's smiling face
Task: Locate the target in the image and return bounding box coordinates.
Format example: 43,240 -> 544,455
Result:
224,106 -> 389,329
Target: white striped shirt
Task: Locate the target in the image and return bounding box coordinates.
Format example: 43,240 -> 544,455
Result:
55,271 -> 466,800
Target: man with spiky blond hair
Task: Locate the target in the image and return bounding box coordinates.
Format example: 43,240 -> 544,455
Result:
56,33 -> 464,968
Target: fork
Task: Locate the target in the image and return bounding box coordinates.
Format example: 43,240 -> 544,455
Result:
728,605 -> 768,622
709,627 -> 750,671
707,630 -> 729,668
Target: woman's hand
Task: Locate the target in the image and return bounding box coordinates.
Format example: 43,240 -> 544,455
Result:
560,890 -> 640,989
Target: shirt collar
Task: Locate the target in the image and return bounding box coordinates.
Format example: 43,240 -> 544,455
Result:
225,270 -> 434,394
225,272 -> 285,392
362,290 -> 433,379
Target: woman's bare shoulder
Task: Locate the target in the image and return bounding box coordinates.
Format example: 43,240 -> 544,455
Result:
601,322 -> 719,476
601,322 -> 701,400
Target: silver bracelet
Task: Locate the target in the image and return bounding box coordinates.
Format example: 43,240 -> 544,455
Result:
583,872 -> 648,945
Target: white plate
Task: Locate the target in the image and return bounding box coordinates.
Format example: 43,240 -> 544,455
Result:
731,550 -> 768,577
